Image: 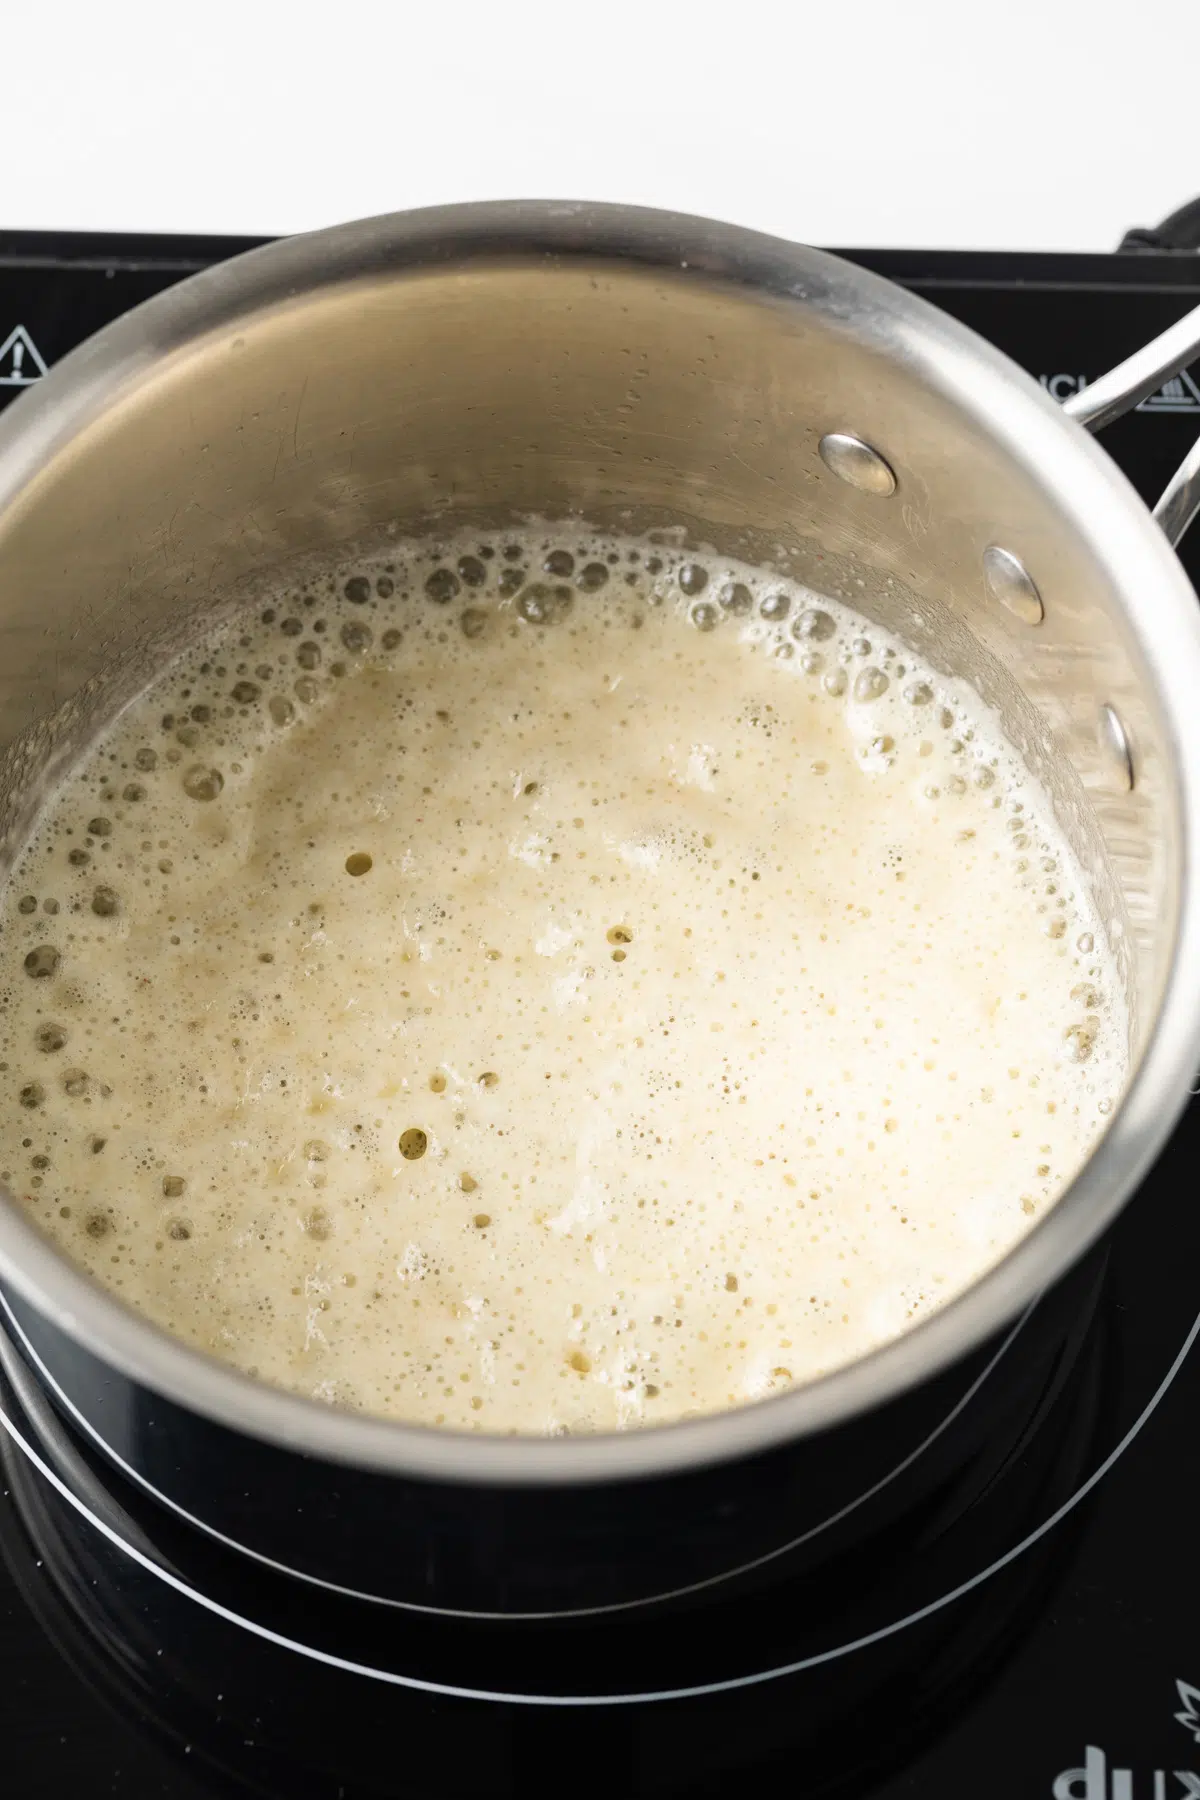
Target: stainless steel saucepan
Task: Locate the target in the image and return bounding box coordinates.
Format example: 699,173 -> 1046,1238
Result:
0,202 -> 1197,1618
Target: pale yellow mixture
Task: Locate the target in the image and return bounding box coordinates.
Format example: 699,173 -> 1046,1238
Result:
0,531 -> 1125,1433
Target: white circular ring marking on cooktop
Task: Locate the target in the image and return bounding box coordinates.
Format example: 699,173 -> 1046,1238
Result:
0,1288 -> 1035,1621
0,1301 -> 1195,1708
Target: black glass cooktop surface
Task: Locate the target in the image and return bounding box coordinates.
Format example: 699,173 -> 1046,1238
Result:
2,229 -> 1200,1799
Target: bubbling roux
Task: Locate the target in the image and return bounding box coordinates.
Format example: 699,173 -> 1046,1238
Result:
0,530 -> 1126,1433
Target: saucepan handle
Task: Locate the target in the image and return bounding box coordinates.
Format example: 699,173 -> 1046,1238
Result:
1062,298 -> 1200,548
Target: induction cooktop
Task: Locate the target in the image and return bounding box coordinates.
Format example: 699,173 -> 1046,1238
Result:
2,220 -> 1200,1800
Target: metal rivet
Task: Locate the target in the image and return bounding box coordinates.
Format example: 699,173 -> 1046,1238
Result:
983,545 -> 1044,625
818,433 -> 896,497
1098,704 -> 1134,792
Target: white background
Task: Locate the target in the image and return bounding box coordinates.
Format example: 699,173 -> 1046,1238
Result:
3,0 -> 1199,252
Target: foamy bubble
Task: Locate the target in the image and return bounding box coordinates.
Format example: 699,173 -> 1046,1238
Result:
0,524 -> 1128,1436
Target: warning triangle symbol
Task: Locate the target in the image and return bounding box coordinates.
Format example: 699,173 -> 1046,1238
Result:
0,324 -> 48,387
1136,365 -> 1200,413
